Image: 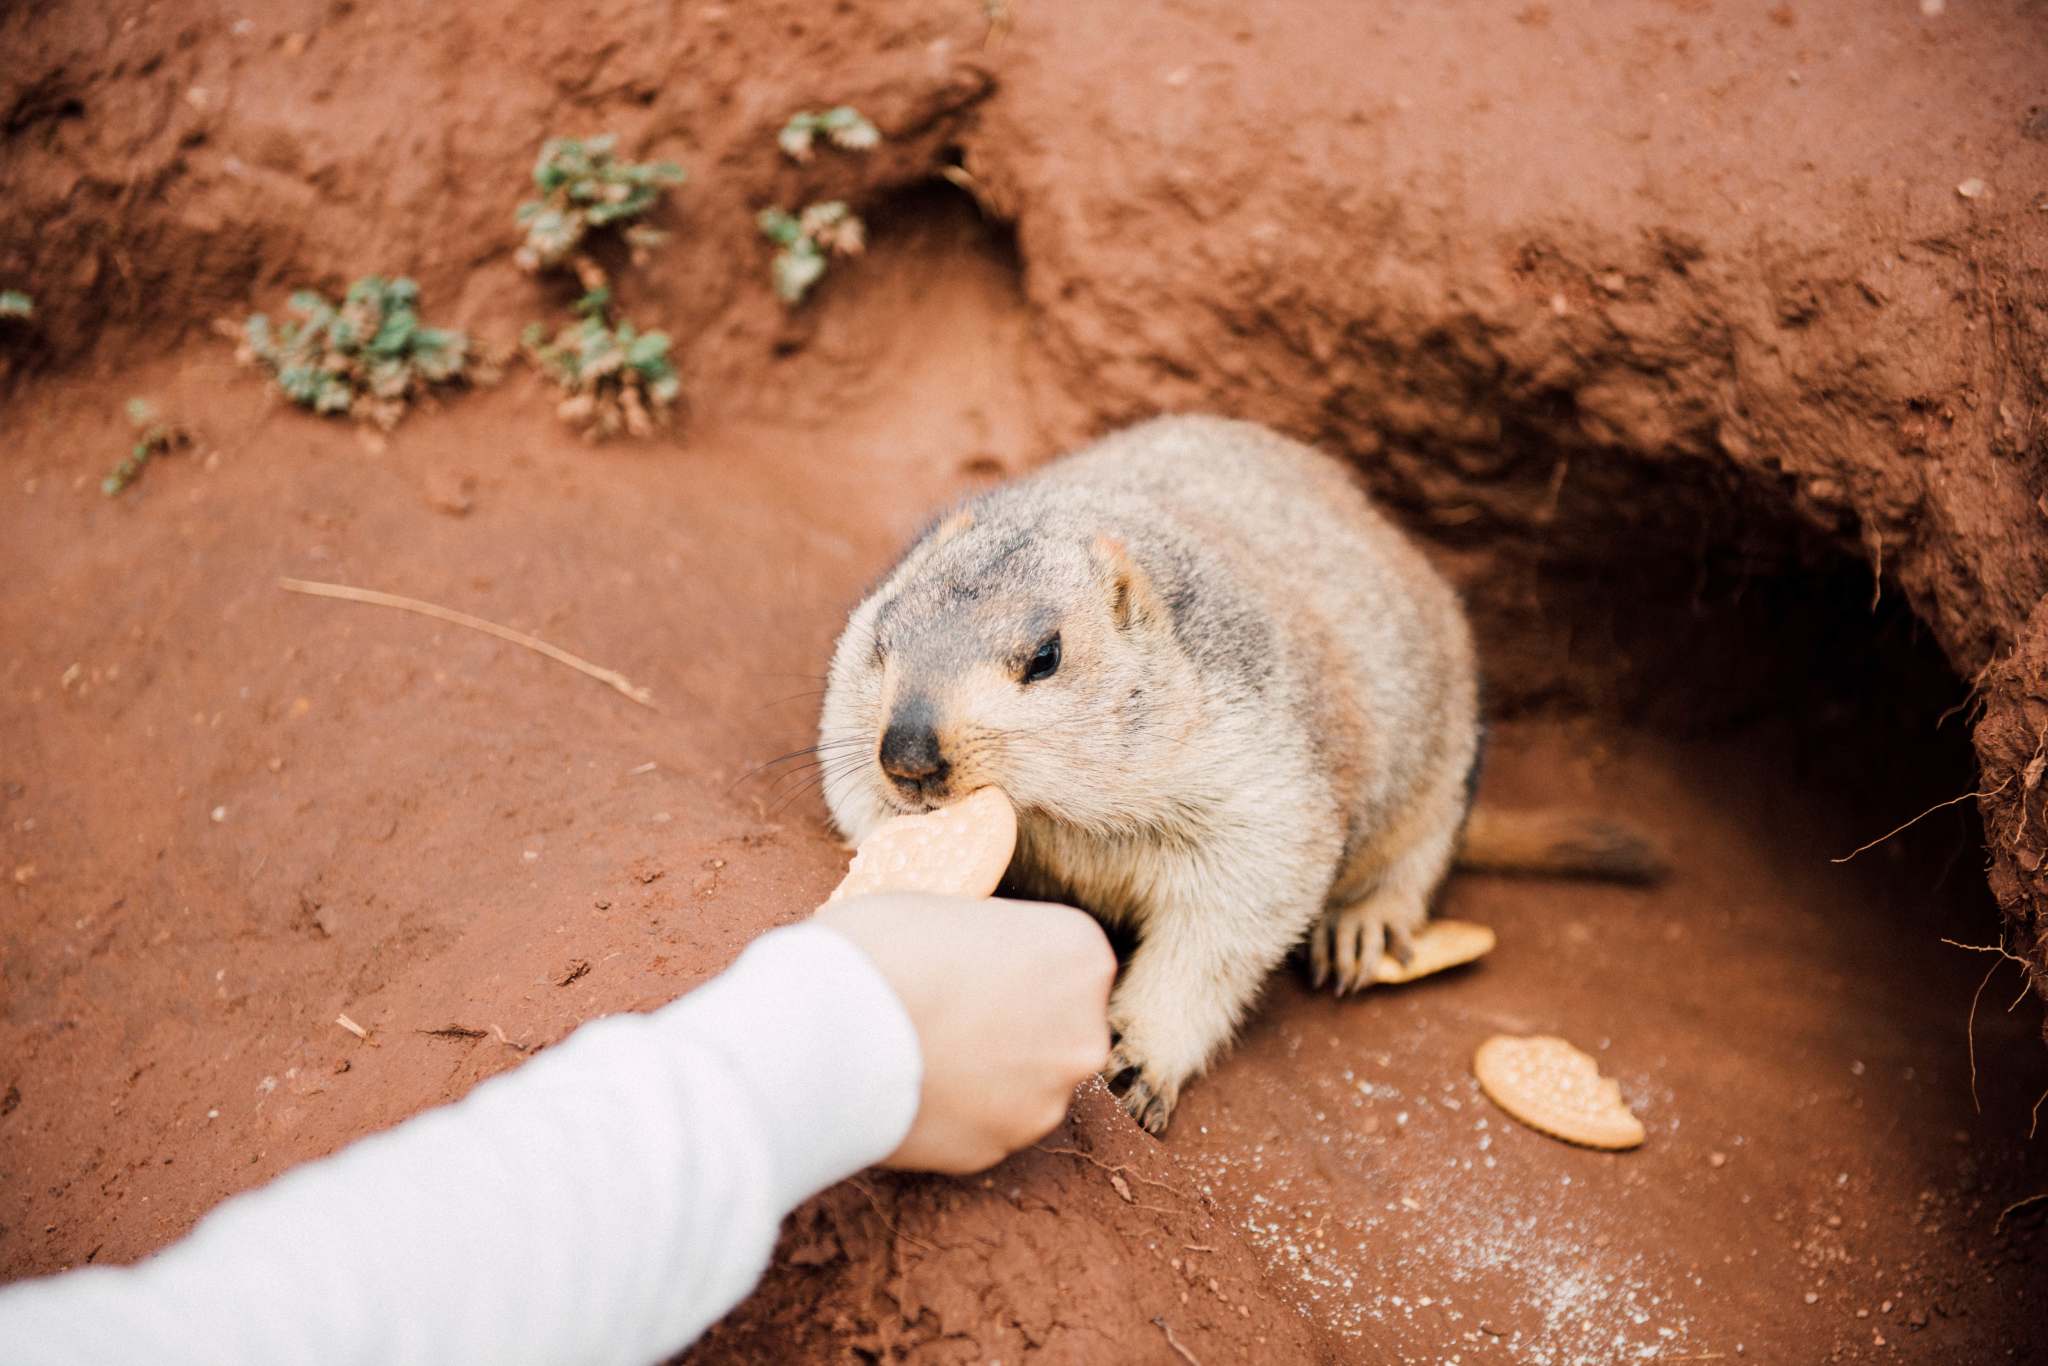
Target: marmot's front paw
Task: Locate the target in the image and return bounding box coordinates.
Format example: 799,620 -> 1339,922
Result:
1103,1044 -> 1181,1135
1308,895 -> 1424,995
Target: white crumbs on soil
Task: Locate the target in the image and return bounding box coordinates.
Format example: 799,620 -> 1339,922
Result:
1181,1069 -> 1696,1364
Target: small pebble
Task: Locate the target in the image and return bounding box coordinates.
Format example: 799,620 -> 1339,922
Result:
1958,178 -> 1987,200
210,806 -> 226,822
1804,1292 -> 1819,1304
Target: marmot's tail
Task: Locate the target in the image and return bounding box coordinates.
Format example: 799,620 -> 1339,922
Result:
1455,807 -> 1668,884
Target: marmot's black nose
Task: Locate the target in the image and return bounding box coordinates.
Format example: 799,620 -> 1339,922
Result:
879,705 -> 948,786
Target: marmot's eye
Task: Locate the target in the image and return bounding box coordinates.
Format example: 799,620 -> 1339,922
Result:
1023,634 -> 1061,684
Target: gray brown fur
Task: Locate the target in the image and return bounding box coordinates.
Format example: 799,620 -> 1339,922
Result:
819,415 -> 1480,1133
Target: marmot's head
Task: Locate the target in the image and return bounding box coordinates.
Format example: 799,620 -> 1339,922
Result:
819,507 -> 1194,844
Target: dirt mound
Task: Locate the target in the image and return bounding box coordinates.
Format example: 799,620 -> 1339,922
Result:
4,1 -> 2048,1362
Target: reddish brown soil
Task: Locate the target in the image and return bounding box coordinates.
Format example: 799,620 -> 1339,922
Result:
5,1 -> 2048,1362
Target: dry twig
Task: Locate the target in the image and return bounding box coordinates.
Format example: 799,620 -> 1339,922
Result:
277,578 -> 654,708
1151,1317 -> 1202,1366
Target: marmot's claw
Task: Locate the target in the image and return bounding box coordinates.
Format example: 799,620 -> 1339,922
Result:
1335,912 -> 1379,996
1103,1047 -> 1177,1135
1118,1075 -> 1173,1134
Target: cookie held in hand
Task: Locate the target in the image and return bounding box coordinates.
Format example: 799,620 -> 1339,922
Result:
825,786 -> 1018,904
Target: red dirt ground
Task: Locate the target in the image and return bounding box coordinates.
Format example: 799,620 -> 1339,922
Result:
5,1 -> 2048,1362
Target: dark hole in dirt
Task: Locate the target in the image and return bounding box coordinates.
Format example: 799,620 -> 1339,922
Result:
861,174 -> 1023,295
1342,385 -> 1979,819
1344,337 -> 1997,939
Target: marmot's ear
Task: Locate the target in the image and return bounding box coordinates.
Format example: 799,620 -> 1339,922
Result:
886,508 -> 975,587
928,508 -> 975,548
1090,534 -> 1162,630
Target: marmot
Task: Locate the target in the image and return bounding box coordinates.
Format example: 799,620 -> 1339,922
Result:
819,415 -> 1651,1133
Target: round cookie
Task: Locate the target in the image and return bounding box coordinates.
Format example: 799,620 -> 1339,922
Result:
1472,1034 -> 1646,1150
1374,919 -> 1496,984
824,786 -> 1018,904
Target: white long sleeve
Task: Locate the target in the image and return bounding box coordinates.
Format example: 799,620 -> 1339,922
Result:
0,922 -> 922,1366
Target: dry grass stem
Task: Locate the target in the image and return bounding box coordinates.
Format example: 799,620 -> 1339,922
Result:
277,578 -> 654,708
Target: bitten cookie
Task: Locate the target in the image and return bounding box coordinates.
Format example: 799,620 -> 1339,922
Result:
1473,1034 -> 1646,1150
824,785 -> 1018,904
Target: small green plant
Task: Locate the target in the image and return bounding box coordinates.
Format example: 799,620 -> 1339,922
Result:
522,290 -> 680,441
238,276 -> 470,431
757,202 -> 866,305
0,290 -> 32,319
514,135 -> 686,280
777,107 -> 880,163
104,398 -> 187,495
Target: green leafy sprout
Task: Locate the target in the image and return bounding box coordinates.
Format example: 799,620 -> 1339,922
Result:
514,135 -> 687,276
0,290 -> 32,319
238,276 -> 471,432
104,398 -> 187,496
777,107 -> 880,163
758,202 -> 866,306
521,289 -> 680,441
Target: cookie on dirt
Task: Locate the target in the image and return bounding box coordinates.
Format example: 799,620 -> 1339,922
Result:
1472,1034 -> 1645,1150
1373,919 -> 1496,984
824,785 -> 1018,904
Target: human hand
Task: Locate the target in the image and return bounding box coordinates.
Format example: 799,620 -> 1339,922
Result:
814,892 -> 1115,1174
